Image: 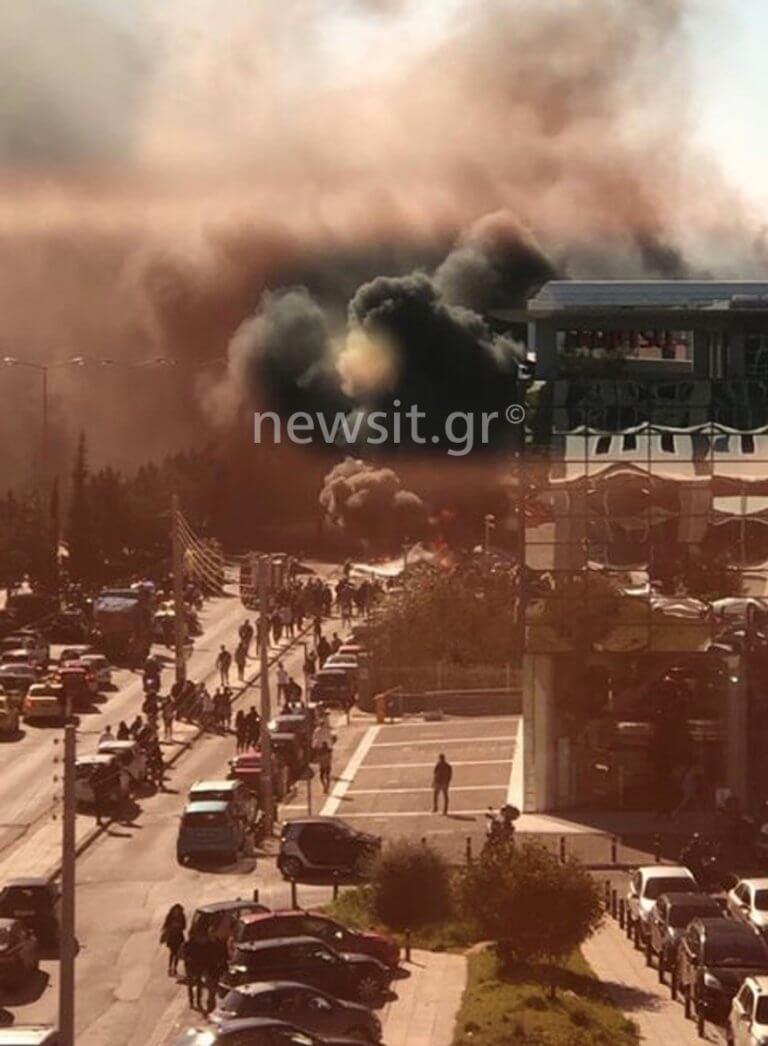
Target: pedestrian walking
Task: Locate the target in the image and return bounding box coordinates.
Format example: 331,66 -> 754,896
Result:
432,753 -> 453,815
182,930 -> 208,1010
160,904 -> 186,977
239,618 -> 254,655
317,742 -> 333,793
161,699 -> 174,742
330,631 -> 342,653
317,635 -> 331,666
276,661 -> 288,701
245,706 -> 261,748
201,687 -> 214,731
313,614 -> 322,642
303,650 -> 317,680
234,641 -> 247,682
215,645 -> 232,687
271,609 -> 283,644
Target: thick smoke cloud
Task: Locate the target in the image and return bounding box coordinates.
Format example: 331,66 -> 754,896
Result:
0,0 -> 763,483
319,457 -> 428,546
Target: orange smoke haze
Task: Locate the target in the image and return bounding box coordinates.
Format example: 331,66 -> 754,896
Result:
0,0 -> 763,484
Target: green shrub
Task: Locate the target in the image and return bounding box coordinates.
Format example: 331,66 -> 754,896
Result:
370,838 -> 453,930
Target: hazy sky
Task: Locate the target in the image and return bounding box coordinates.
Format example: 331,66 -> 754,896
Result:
688,0 -> 768,210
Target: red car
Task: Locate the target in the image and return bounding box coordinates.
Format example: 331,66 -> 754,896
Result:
233,909 -> 400,969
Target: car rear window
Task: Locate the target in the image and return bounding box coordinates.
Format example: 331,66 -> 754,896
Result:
754,890 -> 768,911
757,996 -> 768,1023
182,812 -> 228,827
645,876 -> 695,899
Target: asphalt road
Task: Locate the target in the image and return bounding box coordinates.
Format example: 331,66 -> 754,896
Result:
0,569 -> 364,1043
0,589 -> 248,860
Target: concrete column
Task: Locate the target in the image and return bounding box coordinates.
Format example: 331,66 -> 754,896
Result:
522,653 -> 557,812
534,324 -> 558,380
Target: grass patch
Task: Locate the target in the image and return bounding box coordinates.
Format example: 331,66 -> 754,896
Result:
324,886 -> 476,952
453,948 -> 638,1046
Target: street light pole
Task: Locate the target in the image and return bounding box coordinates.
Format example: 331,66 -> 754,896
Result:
258,556 -> 275,835
58,722 -> 77,1046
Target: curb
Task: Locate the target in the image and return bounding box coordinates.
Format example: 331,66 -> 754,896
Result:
45,619 -> 320,884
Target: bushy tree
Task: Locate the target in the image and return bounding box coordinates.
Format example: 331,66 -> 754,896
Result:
370,839 -> 453,930
462,841 -> 602,993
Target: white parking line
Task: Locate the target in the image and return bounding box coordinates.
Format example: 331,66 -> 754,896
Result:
320,725 -> 380,817
347,785 -> 507,795
370,736 -> 516,748
507,717 -> 524,809
336,810 -> 488,819
356,760 -> 513,769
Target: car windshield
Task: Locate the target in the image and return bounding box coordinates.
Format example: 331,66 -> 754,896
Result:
644,877 -> 695,899
705,936 -> 768,965
754,890 -> 768,911
669,905 -> 716,928
756,996 -> 768,1023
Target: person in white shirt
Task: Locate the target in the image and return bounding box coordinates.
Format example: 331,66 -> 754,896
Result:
276,661 -> 288,701
99,725 -> 113,747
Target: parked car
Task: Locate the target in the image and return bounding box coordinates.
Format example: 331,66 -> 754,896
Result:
97,739 -> 146,787
188,780 -> 257,827
0,649 -> 41,673
58,645 -> 95,665
0,879 -> 60,947
171,1018 -> 370,1045
234,911 -> 399,969
79,653 -> 112,689
647,892 -> 724,982
0,632 -> 48,669
728,879 -> 768,936
211,981 -> 382,1042
626,865 -> 698,946
0,694 -> 21,735
0,664 -> 38,698
177,801 -> 245,865
23,684 -> 65,723
0,918 -> 39,986
0,1028 -> 59,1046
75,754 -> 122,808
224,937 -> 392,1005
674,918 -> 768,1029
309,671 -> 355,712
57,662 -> 98,710
189,900 -> 268,944
727,974 -> 768,1046
278,819 -> 381,882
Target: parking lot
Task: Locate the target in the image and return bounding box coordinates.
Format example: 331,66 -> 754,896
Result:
318,715 -> 521,859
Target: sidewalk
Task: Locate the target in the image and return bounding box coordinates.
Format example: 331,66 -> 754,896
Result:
582,919 -> 722,1045
381,948 -> 466,1046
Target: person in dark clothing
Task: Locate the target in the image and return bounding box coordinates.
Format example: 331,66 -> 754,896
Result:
432,754 -> 453,815
160,904 -> 186,976
234,642 -> 247,682
234,709 -> 247,752
245,706 -> 261,748
116,720 -> 130,740
182,931 -> 208,1010
317,635 -> 331,666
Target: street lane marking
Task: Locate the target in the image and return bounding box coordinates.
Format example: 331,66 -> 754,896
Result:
376,716 -> 520,729
356,760 -> 513,769
320,725 -> 380,817
507,716 -> 524,809
347,785 -> 507,794
334,810 -> 488,818
370,736 -> 516,747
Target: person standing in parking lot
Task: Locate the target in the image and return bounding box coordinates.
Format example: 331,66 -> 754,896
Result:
432,753 -> 453,815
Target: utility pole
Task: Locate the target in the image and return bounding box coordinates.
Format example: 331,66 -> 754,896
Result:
58,722 -> 77,1046
258,555 -> 274,834
171,493 -> 187,684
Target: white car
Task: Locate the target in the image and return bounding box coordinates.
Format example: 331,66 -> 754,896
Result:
23,684 -> 65,722
0,633 -> 48,669
728,879 -> 768,935
626,865 -> 698,946
79,654 -> 112,689
728,975 -> 768,1046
